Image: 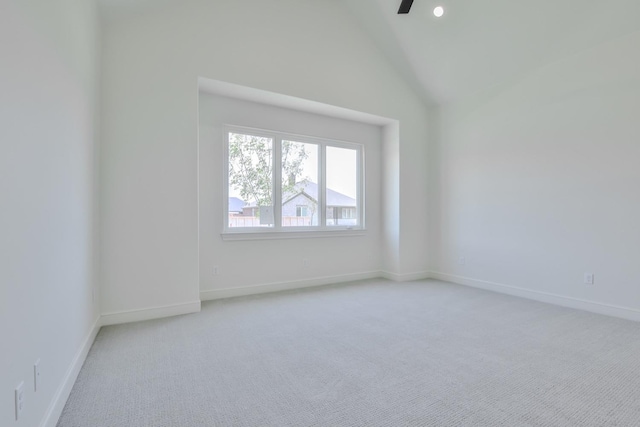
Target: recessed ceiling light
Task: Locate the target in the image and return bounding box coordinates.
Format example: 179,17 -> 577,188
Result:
433,6 -> 444,17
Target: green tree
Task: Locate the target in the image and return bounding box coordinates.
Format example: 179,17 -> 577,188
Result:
229,134 -> 308,209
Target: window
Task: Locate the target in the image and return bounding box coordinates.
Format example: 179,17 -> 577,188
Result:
225,125 -> 363,234
227,132 -> 274,228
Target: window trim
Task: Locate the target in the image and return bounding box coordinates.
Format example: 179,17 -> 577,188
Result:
222,124 -> 365,238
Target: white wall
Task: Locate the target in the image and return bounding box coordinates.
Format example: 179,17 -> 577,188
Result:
100,0 -> 431,316
431,31 -> 640,315
0,1 -> 100,425
199,94 -> 383,292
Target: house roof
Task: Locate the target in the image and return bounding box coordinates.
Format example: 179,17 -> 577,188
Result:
243,181 -> 355,208
228,197 -> 245,212
283,181 -> 355,207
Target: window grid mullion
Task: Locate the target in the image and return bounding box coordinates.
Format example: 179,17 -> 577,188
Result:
319,143 -> 326,229
273,136 -> 282,231
358,146 -> 363,228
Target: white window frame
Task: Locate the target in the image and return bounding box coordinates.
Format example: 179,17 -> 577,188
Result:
223,125 -> 365,240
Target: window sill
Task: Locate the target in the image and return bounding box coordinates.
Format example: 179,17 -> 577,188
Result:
221,228 -> 366,241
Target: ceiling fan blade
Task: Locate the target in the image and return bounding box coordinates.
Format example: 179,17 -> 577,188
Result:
397,0 -> 414,14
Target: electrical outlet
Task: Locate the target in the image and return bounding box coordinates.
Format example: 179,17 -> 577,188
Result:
213,266 -> 219,276
15,381 -> 24,420
34,359 -> 41,392
584,273 -> 595,285
302,258 -> 310,268
458,256 -> 466,265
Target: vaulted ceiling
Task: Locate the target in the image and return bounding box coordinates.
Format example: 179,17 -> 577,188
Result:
347,0 -> 640,105
100,0 -> 640,106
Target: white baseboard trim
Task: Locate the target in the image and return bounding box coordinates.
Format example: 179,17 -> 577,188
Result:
40,316 -> 102,427
430,271 -> 640,322
101,300 -> 202,326
380,270 -> 431,282
200,271 -> 382,301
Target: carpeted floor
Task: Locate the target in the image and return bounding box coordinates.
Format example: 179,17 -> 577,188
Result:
57,279 -> 640,426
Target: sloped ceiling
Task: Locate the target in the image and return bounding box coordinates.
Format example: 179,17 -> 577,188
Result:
100,0 -> 640,106
346,0 -> 640,105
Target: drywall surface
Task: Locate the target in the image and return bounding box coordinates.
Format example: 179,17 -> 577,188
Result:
0,0 -> 99,425
199,94 -> 382,290
100,0 -> 430,314
431,31 -> 640,312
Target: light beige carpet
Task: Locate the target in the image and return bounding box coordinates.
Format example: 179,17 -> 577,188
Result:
58,279 -> 640,426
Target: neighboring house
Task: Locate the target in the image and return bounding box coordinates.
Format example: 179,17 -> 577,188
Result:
242,206 -> 259,217
282,181 -> 356,226
232,181 -> 356,226
228,197 -> 245,215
